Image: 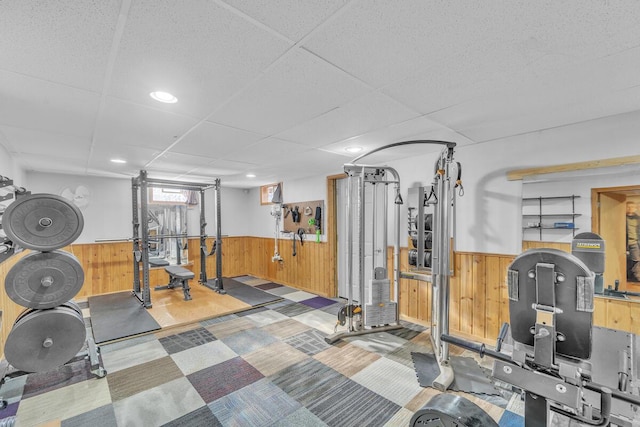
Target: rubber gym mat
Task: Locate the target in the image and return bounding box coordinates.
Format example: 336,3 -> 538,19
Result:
411,352 -> 501,396
411,352 -> 441,388
215,278 -> 282,306
88,291 -> 161,344
449,355 -> 501,396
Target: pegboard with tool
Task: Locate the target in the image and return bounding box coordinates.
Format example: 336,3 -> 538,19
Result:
281,200 -> 324,242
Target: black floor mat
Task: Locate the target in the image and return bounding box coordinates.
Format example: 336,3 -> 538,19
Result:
88,292 -> 161,344
204,278 -> 282,306
411,352 -> 500,396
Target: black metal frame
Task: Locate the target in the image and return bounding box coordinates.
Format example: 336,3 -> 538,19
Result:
131,170 -> 222,307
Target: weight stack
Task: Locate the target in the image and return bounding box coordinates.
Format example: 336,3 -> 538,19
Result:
364,277 -> 396,327
2,193 -> 87,373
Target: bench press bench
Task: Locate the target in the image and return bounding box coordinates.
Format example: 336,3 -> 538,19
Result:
154,265 -> 194,301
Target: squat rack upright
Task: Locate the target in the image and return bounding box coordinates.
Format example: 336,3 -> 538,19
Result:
131,170 -> 223,308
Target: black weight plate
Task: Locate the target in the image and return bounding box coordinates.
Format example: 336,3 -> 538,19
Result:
5,306 -> 86,373
5,250 -> 85,309
410,393 -> 499,427
2,194 -> 84,251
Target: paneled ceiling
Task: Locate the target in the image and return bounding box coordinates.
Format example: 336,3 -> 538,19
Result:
1,1 -> 639,187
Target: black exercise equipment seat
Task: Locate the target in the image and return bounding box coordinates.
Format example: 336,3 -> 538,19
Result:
154,265 -> 194,301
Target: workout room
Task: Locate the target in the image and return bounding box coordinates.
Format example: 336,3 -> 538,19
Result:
1,2 -> 640,427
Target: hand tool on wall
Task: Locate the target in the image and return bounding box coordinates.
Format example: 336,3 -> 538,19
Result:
315,206 -> 322,242
292,206 -> 300,223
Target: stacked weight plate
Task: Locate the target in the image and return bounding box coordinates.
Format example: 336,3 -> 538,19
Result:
2,194 -> 86,373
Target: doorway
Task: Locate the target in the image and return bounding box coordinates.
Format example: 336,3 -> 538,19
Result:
592,185 -> 640,291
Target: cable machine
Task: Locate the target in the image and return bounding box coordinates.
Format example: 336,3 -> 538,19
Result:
326,140 -> 462,391
325,162 -> 404,343
131,171 -> 222,308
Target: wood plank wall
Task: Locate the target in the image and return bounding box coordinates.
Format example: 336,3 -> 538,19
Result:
243,237 -> 333,297
2,237 -> 639,357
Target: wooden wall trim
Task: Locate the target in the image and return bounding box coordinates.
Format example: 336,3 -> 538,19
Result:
507,154 -> 640,181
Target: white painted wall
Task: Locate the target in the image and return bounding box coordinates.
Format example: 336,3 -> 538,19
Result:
0,144 -> 25,189
6,109 -> 640,256
25,172 -> 132,244
246,175 -> 328,241
24,172 -> 253,244
386,109 -> 640,255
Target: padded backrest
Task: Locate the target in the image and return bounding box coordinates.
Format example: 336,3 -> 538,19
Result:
507,248 -> 594,360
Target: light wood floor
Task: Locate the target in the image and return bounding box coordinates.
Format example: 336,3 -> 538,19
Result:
146,282 -> 251,328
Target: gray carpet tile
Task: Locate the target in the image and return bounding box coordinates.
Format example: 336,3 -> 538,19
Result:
61,404 -> 117,427
385,341 -> 434,369
161,405 -> 222,427
199,314 -> 238,326
400,320 -> 428,332
284,329 -> 330,356
387,326 -> 423,341
273,301 -> 314,317
221,327 -> 279,355
265,285 -> 299,296
270,358 -> 347,407
107,356 -> 184,401
265,299 -> 296,310
187,356 -> 264,403
208,378 -> 300,426
270,407 -> 327,427
318,302 -> 342,316
306,377 -> 401,427
235,306 -> 270,317
100,333 -> 158,354
159,327 -> 217,354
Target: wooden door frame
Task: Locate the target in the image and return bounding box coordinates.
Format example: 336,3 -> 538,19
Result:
591,184 -> 640,231
592,184 -> 640,290
326,173 -> 346,297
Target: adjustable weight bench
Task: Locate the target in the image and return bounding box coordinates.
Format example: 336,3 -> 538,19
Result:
154,266 -> 194,301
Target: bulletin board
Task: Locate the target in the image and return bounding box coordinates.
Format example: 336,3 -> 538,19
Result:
282,200 -> 324,235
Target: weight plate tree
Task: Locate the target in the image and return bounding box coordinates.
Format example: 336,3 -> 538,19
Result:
2,193 -> 84,251
4,304 -> 86,373
4,250 -> 84,309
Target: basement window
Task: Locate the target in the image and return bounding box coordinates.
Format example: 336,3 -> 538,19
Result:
260,182 -> 282,205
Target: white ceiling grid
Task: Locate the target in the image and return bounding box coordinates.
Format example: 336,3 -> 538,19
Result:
0,0 -> 639,186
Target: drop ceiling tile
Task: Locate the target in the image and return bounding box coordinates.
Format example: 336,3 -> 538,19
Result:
0,0 -> 120,91
108,0 -> 292,119
0,70 -> 100,139
264,148 -> 348,174
220,0 -> 348,42
0,126 -> 91,161
303,0 -> 495,88
189,159 -> 257,177
88,144 -> 161,174
275,92 -> 419,147
209,49 -> 369,135
320,116 -> 474,158
17,153 -> 88,175
173,121 -> 265,158
439,84 -> 640,144
223,137 -> 312,165
149,151 -> 217,173
94,98 -> 198,151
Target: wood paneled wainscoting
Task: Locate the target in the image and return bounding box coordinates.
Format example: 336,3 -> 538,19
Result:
397,248 -> 516,345
0,237 -> 249,356
2,237 -> 639,357
243,237 -> 333,297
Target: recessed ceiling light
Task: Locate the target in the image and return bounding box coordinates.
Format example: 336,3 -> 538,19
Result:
150,91 -> 178,103
345,146 -> 363,153
246,173 -> 256,178
110,158 -> 127,164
